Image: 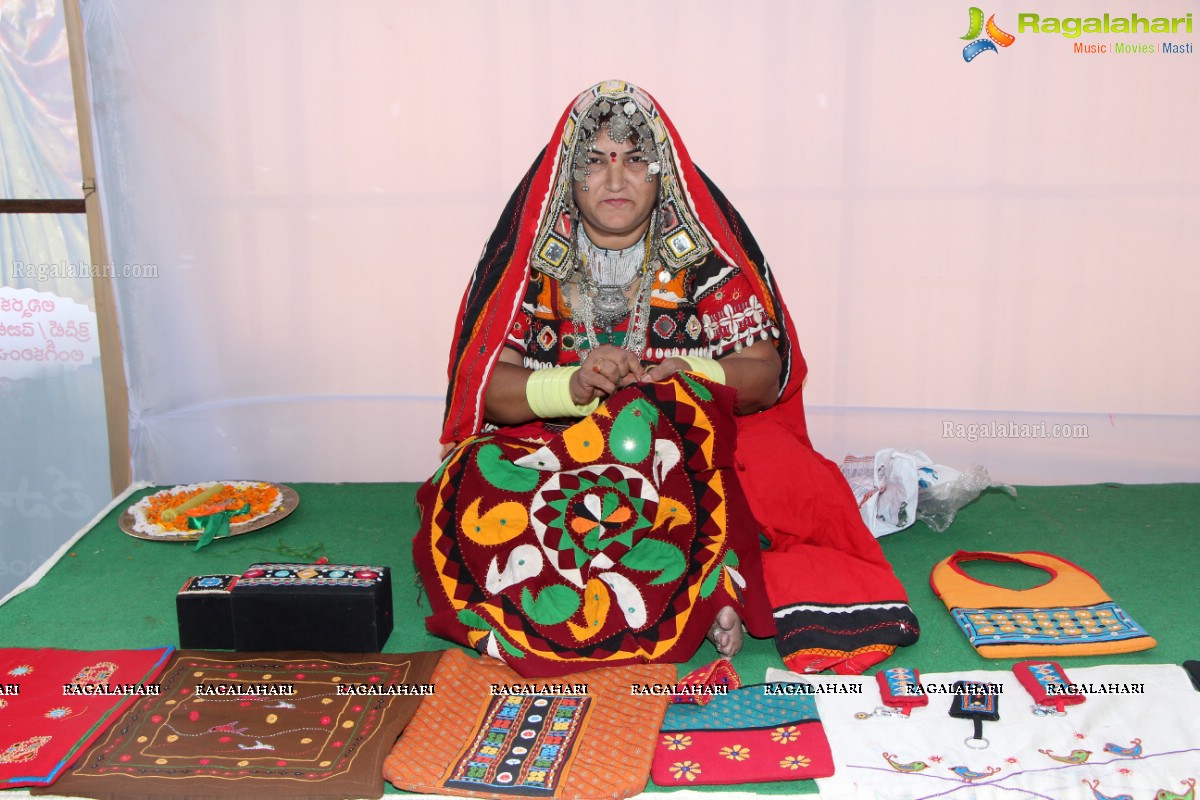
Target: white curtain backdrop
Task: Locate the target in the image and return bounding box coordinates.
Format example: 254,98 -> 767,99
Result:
81,0 -> 1200,487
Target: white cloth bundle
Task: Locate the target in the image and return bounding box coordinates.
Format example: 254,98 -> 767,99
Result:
765,664 -> 1200,800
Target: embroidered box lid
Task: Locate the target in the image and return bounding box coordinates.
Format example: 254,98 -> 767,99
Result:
237,563 -> 387,588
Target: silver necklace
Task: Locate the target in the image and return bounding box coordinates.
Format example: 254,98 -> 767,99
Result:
563,221 -> 657,357
577,229 -> 646,325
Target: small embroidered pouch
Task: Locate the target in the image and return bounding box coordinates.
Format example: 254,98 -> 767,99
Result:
670,659 -> 741,706
948,680 -> 1000,749
876,667 -> 928,715
652,682 -> 834,786
1013,660 -> 1085,713
930,550 -> 1156,658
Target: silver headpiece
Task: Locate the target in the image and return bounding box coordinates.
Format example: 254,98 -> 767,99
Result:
530,81 -> 712,284
571,99 -> 661,187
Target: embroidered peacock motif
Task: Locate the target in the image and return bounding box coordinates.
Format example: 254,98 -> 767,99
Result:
1038,747 -> 1092,764
1154,777 -> 1196,800
949,764 -> 1000,782
1082,778 -> 1134,800
1103,738 -> 1143,758
881,752 -> 928,773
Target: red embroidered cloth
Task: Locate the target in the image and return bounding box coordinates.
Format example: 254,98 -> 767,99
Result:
34,649 -> 442,800
0,646 -> 173,788
417,374 -> 775,677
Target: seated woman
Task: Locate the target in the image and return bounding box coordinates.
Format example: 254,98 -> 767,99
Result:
415,80 -> 918,678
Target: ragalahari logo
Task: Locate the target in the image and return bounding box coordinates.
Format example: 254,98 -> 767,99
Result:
962,7 -> 1016,61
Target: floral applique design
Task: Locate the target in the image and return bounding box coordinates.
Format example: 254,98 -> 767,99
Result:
720,744 -> 750,761
771,725 -> 799,743
663,733 -> 692,751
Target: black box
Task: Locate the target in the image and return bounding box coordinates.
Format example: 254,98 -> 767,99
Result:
176,574 -> 239,649
176,563 -> 393,652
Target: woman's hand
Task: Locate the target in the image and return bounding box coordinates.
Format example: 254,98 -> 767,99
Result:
640,340 -> 783,415
571,344 -> 646,404
640,356 -> 690,383
484,345 -> 648,426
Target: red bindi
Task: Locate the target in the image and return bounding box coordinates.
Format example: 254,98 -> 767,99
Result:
609,152 -> 618,163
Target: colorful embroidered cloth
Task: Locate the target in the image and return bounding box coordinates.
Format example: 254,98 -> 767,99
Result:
0,647 -> 173,788
37,649 -> 442,800
766,665 -> 1200,800
652,682 -> 834,786
383,648 -> 672,799
433,79 -> 918,677
930,551 -> 1156,658
417,373 -> 775,677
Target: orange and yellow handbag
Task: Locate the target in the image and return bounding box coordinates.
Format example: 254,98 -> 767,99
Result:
930,550 -> 1156,658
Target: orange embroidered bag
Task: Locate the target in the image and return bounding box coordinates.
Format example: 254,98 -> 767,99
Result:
930,550 -> 1155,658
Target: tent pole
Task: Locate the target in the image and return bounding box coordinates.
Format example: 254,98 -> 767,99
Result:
63,0 -> 132,496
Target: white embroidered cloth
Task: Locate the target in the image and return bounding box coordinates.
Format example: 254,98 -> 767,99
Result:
765,664 -> 1200,800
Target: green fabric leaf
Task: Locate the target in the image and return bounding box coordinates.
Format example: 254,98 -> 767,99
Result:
681,373 -> 713,402
476,443 -> 540,492
611,399 -> 656,464
494,629 -> 526,658
457,610 -> 525,659
699,563 -> 722,598
620,538 -> 686,585
725,549 -> 740,568
457,609 -> 492,630
520,584 -> 581,625
601,490 -> 620,519
583,525 -> 604,553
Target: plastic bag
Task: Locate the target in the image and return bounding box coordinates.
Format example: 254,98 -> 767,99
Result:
841,449 -> 1015,536
915,462 -> 1016,532
840,448 -> 924,537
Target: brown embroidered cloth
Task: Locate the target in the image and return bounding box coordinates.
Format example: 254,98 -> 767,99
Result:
383,648 -> 673,799
36,649 -> 443,800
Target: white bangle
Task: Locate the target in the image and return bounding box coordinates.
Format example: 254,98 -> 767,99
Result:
525,366 -> 600,418
678,355 -> 726,384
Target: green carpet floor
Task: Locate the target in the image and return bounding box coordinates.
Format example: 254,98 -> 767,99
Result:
2,482 -> 1197,795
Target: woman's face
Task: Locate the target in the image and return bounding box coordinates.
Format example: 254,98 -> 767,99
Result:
573,127 -> 659,249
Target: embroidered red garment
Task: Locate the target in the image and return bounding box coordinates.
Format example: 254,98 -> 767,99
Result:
417,373 -> 774,677
0,646 -> 173,788
433,79 -> 918,675
36,649 -> 442,800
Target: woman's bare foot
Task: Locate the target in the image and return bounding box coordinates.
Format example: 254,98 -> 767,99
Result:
707,605 -> 744,658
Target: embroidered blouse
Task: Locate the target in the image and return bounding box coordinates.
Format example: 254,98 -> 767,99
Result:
505,253 -> 780,369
